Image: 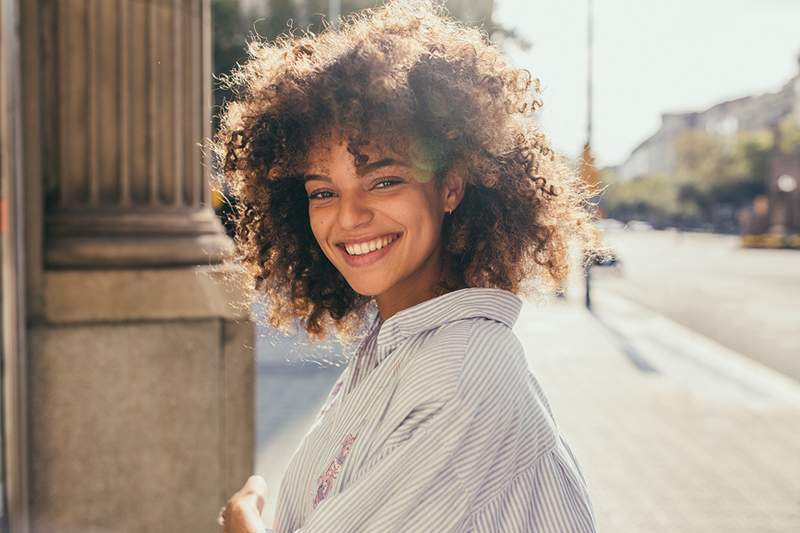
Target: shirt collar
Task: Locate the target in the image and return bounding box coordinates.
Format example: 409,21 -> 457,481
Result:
369,287 -> 523,361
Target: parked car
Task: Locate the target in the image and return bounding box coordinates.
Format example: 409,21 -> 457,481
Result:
626,220 -> 653,231
591,247 -> 621,268
596,218 -> 625,232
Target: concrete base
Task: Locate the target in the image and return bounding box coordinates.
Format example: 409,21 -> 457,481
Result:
27,265 -> 255,533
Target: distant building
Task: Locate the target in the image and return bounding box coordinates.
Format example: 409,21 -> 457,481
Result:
615,53 -> 800,181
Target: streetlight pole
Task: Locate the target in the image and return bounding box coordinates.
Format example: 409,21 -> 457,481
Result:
587,0 -> 593,154
583,0 -> 595,310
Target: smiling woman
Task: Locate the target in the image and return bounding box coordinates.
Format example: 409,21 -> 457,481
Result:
210,0 -> 605,531
301,129 -> 468,319
211,0 -> 604,343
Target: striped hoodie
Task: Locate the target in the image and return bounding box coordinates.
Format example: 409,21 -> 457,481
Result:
271,287 -> 597,532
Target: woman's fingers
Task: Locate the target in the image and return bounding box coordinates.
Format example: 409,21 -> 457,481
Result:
223,498 -> 267,533
241,475 -> 268,514
220,475 -> 269,533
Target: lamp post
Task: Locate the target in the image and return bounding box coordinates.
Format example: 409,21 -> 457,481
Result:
582,0 -> 598,310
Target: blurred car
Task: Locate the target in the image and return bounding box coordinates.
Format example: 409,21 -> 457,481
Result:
591,247 -> 621,268
625,220 -> 653,231
596,218 -> 625,232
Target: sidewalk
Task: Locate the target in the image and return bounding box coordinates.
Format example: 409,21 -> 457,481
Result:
524,288 -> 800,533
256,288 -> 800,532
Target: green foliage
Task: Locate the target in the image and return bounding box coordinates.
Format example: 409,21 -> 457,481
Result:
731,129 -> 773,188
600,174 -> 700,221
673,129 -> 728,188
212,0 -> 253,129
778,115 -> 800,155
601,126 -> 777,230
673,128 -> 773,192
212,0 -> 298,129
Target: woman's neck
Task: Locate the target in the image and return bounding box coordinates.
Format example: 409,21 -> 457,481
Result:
375,245 -> 445,321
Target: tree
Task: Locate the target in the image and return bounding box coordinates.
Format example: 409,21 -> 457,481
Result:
778,115 -> 800,155
598,127 -> 776,231
667,127 -> 772,231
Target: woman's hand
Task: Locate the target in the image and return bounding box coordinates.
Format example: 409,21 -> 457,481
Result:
218,475 -> 269,533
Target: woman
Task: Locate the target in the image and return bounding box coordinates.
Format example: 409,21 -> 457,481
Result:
212,1 -> 605,531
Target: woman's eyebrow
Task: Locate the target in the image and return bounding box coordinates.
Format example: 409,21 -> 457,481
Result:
303,174 -> 330,183
302,158 -> 408,182
357,158 -> 408,174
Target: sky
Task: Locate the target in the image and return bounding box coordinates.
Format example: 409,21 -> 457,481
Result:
493,0 -> 800,168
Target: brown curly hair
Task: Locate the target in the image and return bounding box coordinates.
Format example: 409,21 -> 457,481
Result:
210,0 -> 607,343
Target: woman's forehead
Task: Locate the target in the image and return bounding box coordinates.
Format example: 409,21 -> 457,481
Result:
310,129 -> 404,155
303,128 -> 440,183
305,132 -> 408,168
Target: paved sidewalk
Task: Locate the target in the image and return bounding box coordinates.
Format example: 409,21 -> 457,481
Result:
524,288 -> 800,533
256,288 -> 800,531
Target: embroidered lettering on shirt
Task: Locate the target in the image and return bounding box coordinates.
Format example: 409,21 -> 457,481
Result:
313,432 -> 357,508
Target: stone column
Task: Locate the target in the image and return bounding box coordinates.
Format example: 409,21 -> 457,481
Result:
41,0 -> 231,267
20,1 -> 256,532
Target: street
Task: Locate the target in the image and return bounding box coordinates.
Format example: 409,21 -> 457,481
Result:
590,228 -> 800,383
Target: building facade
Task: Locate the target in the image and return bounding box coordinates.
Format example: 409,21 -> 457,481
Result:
616,54 -> 800,182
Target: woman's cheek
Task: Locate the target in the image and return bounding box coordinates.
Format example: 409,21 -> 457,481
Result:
309,217 -> 326,249
311,220 -> 338,263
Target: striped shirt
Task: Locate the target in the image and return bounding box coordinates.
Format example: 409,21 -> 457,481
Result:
271,287 -> 597,532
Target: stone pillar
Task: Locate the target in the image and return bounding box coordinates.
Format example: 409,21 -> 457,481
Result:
19,1 -> 256,532
40,0 -> 231,267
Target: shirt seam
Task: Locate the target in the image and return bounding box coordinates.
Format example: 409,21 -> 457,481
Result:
451,317 -> 517,401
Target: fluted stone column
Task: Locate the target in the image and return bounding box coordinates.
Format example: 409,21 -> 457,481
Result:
41,0 -> 231,266
19,1 -> 256,532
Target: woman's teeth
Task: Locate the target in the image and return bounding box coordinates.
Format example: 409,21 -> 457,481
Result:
344,234 -> 399,256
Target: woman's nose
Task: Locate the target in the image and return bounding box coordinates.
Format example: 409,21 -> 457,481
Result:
336,192 -> 374,229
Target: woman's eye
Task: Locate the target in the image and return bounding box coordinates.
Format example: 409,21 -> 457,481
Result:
308,190 -> 334,200
373,178 -> 402,189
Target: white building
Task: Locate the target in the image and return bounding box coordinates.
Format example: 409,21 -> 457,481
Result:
615,54 -> 800,181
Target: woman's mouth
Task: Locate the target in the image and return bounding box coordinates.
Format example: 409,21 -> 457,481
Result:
336,232 -> 402,268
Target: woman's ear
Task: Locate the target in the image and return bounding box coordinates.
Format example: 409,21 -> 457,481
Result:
442,163 -> 466,213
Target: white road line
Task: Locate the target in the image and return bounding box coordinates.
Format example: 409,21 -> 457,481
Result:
594,289 -> 800,410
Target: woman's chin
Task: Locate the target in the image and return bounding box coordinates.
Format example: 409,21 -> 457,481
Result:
345,277 -> 393,298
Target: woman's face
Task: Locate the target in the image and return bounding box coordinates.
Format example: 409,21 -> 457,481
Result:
303,130 -> 463,308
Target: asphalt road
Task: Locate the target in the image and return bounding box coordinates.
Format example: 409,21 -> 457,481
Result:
589,229 -> 800,383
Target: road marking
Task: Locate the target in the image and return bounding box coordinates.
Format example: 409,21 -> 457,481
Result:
593,289 -> 800,410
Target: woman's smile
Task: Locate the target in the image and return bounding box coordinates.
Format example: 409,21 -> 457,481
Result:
336,232 -> 403,268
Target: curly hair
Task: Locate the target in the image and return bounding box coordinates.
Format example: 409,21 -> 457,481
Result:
210,0 -> 607,343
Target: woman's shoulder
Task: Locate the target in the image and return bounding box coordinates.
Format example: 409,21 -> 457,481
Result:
398,317 -> 529,406
393,316 -> 561,452
458,318 -> 531,405
391,319 -> 475,406
456,320 -> 562,456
